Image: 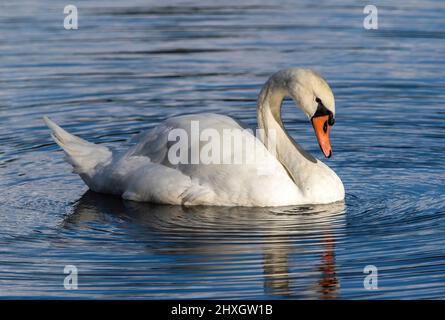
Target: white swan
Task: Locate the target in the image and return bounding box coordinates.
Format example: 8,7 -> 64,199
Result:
44,68 -> 345,206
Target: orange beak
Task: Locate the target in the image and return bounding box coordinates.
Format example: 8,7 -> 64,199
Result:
311,115 -> 332,158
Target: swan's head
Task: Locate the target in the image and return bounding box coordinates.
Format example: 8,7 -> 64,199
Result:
286,69 -> 336,158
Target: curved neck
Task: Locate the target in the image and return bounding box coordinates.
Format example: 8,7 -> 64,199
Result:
257,78 -> 317,188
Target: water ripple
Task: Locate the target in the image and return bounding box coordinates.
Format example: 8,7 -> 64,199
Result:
0,0 -> 444,299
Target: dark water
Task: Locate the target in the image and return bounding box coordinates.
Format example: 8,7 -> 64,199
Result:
1,0 -> 445,299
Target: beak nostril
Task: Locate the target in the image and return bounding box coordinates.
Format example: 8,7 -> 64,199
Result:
312,114 -> 332,158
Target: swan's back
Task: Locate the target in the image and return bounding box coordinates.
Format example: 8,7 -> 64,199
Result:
120,113 -> 301,205
45,114 -> 301,206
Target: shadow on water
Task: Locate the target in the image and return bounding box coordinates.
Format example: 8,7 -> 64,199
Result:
1,0 -> 444,299
63,191 -> 347,299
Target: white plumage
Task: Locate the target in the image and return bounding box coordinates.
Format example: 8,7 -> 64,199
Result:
44,68 -> 345,206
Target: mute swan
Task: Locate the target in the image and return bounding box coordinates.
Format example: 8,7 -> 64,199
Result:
44,68 -> 345,206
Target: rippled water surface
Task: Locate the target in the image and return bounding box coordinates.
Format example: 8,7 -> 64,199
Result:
1,0 -> 445,299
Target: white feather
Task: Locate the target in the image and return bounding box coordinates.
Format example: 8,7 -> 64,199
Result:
44,68 -> 345,206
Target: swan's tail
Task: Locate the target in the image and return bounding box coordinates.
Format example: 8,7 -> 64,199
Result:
43,116 -> 112,175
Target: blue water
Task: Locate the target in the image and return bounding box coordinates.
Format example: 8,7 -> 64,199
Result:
0,0 -> 444,299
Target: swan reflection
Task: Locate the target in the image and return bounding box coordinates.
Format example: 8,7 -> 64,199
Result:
65,191 -> 346,298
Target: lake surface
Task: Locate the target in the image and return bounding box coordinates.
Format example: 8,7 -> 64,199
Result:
0,0 -> 444,299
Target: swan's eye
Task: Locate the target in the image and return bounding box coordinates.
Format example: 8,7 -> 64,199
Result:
312,99 -> 335,127
323,120 -> 328,133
